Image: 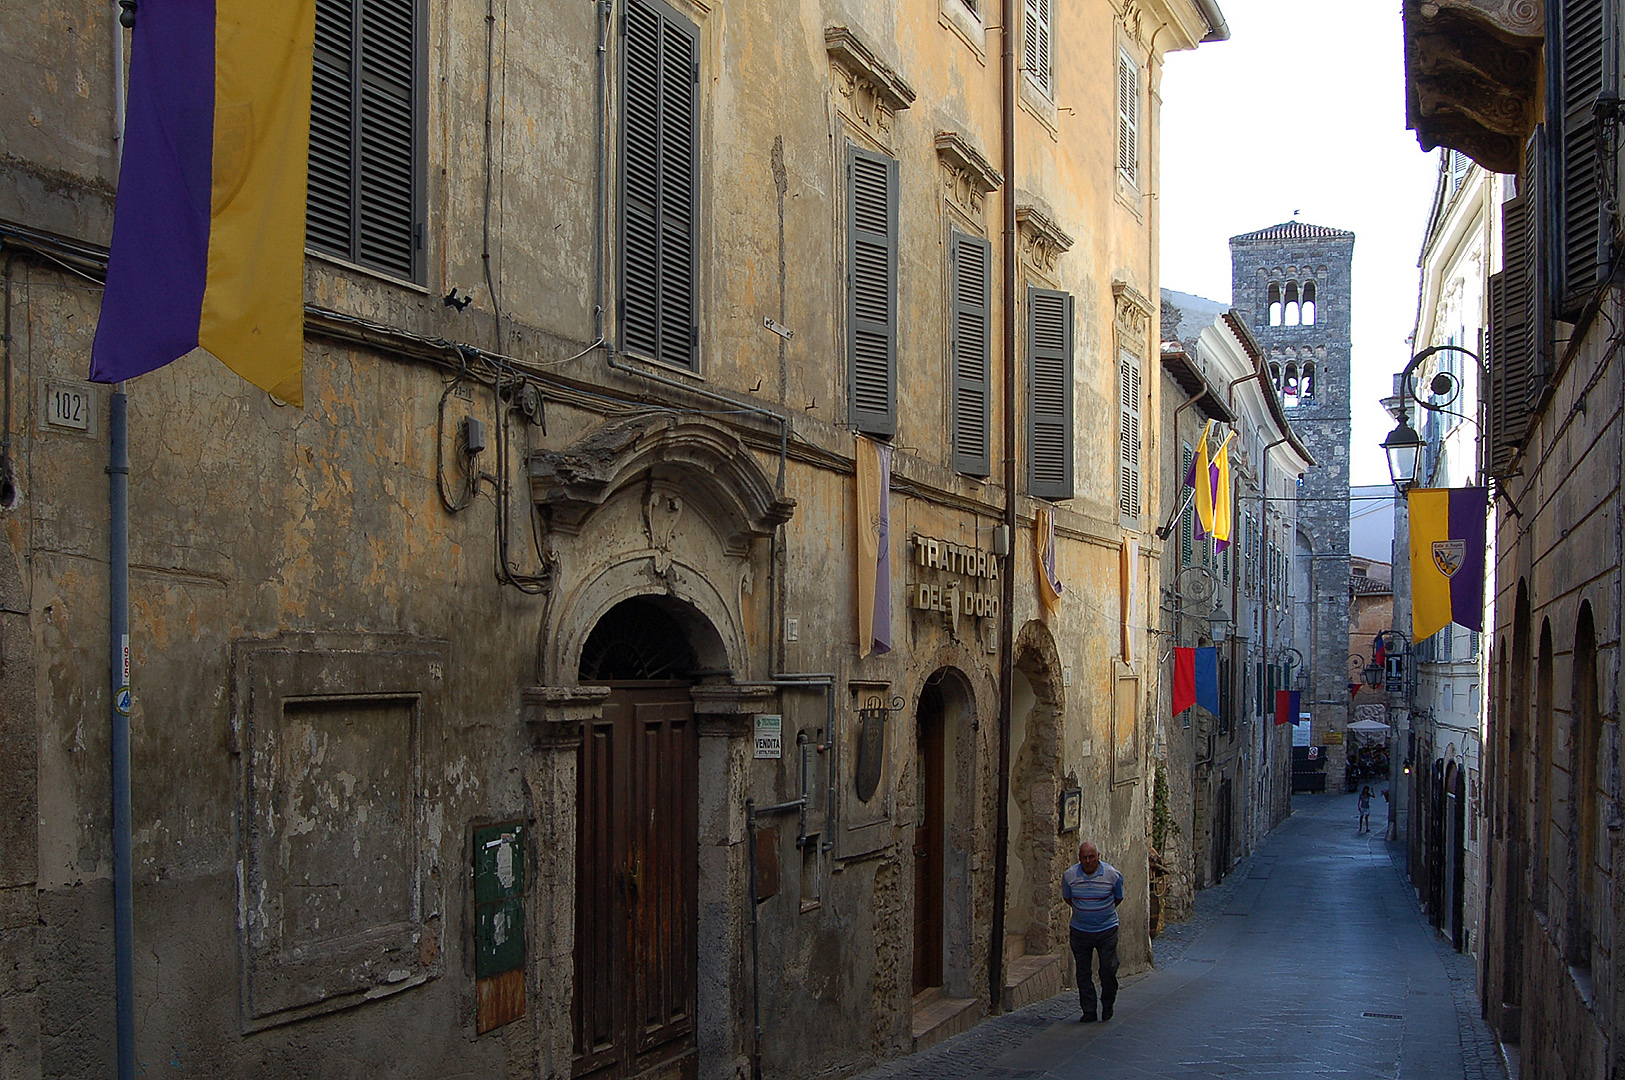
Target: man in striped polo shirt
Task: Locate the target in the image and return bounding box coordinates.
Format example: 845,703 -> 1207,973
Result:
1060,840 -> 1124,1022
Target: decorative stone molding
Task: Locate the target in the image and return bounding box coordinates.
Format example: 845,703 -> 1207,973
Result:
826,26 -> 916,145
1117,0 -> 1146,48
935,131 -> 1003,218
1015,204 -> 1073,274
1403,0 -> 1542,174
1113,279 -> 1156,340
521,684 -> 611,750
691,682 -> 779,738
529,415 -> 795,556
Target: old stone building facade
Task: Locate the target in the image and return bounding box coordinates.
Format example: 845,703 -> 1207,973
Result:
0,0 -> 1227,1078
1230,223 -> 1354,787
1155,294 -> 1311,924
1405,1 -> 1624,1076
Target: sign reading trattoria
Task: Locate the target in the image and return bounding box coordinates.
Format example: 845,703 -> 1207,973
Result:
909,534 -> 1001,619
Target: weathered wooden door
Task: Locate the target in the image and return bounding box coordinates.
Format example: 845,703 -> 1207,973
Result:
574,684 -> 699,1080
913,683 -> 945,995
1213,778 -> 1233,883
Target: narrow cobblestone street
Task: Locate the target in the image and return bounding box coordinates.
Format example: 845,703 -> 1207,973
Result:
854,793 -> 1510,1080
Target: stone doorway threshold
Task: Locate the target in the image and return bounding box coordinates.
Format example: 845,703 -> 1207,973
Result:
910,988 -> 981,1051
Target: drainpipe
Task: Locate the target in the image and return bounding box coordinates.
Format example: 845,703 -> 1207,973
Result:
109,8 -> 135,1077
988,1 -> 1018,1014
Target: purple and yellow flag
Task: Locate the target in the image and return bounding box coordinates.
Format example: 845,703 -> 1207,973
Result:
1035,504 -> 1064,611
91,0 -> 315,405
855,436 -> 892,658
1408,486 -> 1489,641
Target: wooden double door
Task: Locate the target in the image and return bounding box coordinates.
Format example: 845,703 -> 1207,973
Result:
574,684 -> 699,1080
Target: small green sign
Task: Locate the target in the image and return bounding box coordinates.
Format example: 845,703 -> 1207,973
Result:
473,822 -> 524,979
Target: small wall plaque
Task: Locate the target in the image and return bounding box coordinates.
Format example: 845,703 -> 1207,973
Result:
1059,787 -> 1082,834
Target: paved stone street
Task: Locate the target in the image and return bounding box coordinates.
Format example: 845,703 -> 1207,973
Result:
853,793 -> 1510,1080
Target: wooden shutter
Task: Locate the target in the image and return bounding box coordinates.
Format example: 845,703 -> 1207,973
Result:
849,147 -> 898,437
620,0 -> 699,370
1027,289 -> 1073,499
1487,185 -> 1539,475
308,0 -> 421,280
950,232 -> 991,475
1555,0 -> 1613,317
1179,445 -> 1194,567
1117,351 -> 1142,518
1117,51 -> 1139,184
1024,0 -> 1052,97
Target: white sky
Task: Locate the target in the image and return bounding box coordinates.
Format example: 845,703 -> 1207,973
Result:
1157,0 -> 1440,486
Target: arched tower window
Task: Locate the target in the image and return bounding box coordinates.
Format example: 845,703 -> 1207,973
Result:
1269,361 -> 1281,389
1267,282 -> 1282,326
1302,281 -> 1317,325
1283,362 -> 1299,401
1284,281 -> 1300,326
1301,361 -> 1315,399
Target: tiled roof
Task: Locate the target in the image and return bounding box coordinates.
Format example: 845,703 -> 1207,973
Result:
1350,574 -> 1392,596
1230,221 -> 1355,243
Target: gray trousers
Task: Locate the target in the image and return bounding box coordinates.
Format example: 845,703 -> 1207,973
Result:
1069,924 -> 1120,1014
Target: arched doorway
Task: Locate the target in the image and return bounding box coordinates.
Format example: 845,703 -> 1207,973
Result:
573,596 -> 708,1080
1008,626 -> 1063,958
912,668 -> 976,997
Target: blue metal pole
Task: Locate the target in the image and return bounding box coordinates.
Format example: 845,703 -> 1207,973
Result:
109,386 -> 134,1080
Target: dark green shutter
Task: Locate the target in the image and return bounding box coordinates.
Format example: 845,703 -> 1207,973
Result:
950,232 -> 991,475
1179,445 -> 1194,566
1555,0 -> 1614,317
849,147 -> 898,436
1488,163 -> 1541,476
1027,288 -> 1073,499
620,0 -> 699,370
307,0 -> 421,281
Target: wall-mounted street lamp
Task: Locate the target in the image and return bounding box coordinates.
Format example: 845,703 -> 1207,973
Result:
1381,412 -> 1424,492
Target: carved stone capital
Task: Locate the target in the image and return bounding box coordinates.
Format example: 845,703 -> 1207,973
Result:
691,682 -> 779,738
1015,204 -> 1074,274
521,685 -> 611,750
936,131 -> 1004,220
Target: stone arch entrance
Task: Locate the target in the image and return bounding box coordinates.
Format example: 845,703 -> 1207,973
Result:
523,415 -> 794,1080
911,666 -> 980,1000
1007,622 -> 1065,960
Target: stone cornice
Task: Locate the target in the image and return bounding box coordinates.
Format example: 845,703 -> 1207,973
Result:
935,131 -> 1004,195
825,26 -> 917,113
1403,0 -> 1542,174
1015,204 -> 1073,274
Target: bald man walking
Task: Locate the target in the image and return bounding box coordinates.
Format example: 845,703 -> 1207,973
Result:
1060,840 -> 1124,1022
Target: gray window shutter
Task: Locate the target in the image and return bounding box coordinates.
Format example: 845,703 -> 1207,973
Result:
950,232 -> 991,476
1117,51 -> 1138,183
1023,0 -> 1052,97
848,147 -> 898,437
1118,352 -> 1142,517
1555,0 -> 1614,317
620,0 -> 699,370
308,0 -> 422,281
1026,288 -> 1073,499
1488,183 -> 1539,476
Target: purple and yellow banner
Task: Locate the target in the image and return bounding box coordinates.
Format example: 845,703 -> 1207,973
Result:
1408,486 -> 1488,641
91,0 -> 315,405
855,436 -> 892,658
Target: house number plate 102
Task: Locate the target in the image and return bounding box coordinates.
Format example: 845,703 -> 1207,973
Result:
42,380 -> 96,435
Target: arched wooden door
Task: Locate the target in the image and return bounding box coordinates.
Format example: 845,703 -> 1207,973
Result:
574,601 -> 700,1080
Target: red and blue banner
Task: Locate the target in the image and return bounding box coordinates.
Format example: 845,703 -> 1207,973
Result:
1172,647 -> 1219,716
91,0 -> 315,405
1274,688 -> 1302,726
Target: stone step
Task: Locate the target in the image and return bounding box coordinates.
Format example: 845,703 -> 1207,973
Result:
911,991 -> 982,1052
1002,951 -> 1066,1013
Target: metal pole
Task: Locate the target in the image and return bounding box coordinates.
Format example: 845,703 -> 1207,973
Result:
110,386 -> 134,1080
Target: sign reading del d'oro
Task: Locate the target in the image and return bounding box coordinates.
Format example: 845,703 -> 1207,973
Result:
910,534 -> 1001,619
